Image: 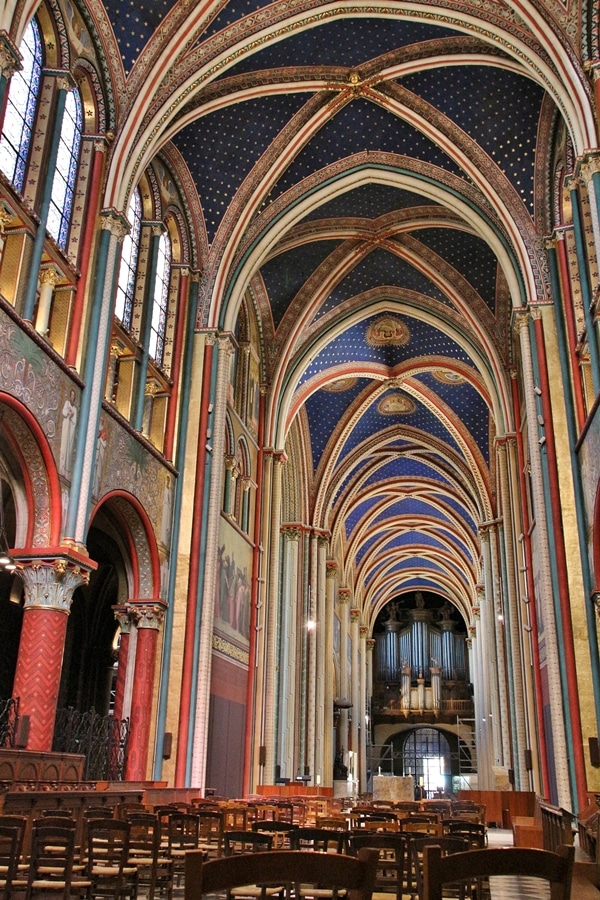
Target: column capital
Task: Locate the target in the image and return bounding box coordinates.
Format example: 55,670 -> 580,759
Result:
359,625 -> 369,640
112,604 -> 133,633
130,600 -> 167,630
366,638 -> 376,652
281,524 -> 303,541
350,607 -> 361,624
16,550 -> 96,612
326,560 -> 338,579
100,208 -> 130,242
338,588 -> 351,604
578,152 -> 600,183
0,32 -> 20,79
39,265 -> 60,287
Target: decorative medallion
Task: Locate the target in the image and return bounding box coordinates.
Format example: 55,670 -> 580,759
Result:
323,377 -> 358,392
378,393 -> 416,415
366,316 -> 410,346
432,369 -> 466,384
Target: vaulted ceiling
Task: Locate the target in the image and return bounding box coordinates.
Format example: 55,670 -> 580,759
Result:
90,0 -> 589,626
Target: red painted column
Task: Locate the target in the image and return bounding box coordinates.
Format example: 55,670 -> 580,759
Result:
12,552 -> 95,750
111,605 -> 132,722
125,602 -> 166,781
163,267 -> 189,462
65,140 -> 106,368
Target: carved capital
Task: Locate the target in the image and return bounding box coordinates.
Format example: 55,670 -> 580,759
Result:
130,601 -> 167,630
100,208 -> 130,242
350,607 -> 361,624
326,561 -> 338,579
112,604 -> 132,634
338,588 -> 351,605
17,551 -> 96,612
281,525 -> 302,541
39,266 -> 60,288
0,32 -> 20,80
366,638 -> 376,652
359,625 -> 369,639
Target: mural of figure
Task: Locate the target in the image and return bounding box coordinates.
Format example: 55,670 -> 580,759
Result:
234,567 -> 250,638
93,418 -> 107,497
161,475 -> 172,545
59,389 -> 77,477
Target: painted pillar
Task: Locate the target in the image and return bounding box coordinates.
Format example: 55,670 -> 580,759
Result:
306,531 -> 318,783
338,588 -> 351,767
112,605 -> 132,723
314,533 -> 327,786
133,223 -> 163,432
350,607 -> 360,792
125,601 -> 166,781
34,266 -> 59,336
65,140 -> 107,368
552,230 -> 586,430
163,266 -> 190,462
497,437 -> 529,789
566,176 -> 600,394
261,452 -> 285,785
66,210 -> 128,546
12,552 -> 95,750
191,334 -> 233,789
359,624 -> 368,791
478,532 -> 502,772
280,526 -> 301,780
324,560 -> 337,786
488,524 -> 511,767
516,310 -> 571,807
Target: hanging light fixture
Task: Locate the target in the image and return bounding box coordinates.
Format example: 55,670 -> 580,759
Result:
0,479 -> 16,572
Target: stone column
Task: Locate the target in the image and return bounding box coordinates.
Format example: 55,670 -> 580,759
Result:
112,605 -> 132,722
479,529 -> 503,768
337,588 -> 351,767
359,624 -> 368,791
191,335 -> 233,788
350,607 -> 360,791
34,266 -> 60,337
125,601 -> 166,781
516,311 -> 571,807
314,534 -> 328,787
324,561 -> 337,787
12,552 -> 95,750
261,452 -> 286,785
279,527 -> 301,780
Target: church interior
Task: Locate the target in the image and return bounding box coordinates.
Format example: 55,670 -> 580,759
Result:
0,0 -> 600,819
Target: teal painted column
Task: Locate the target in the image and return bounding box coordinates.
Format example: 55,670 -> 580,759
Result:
65,211 -> 128,545
567,177 -> 600,394
22,73 -> 71,321
132,223 -> 162,431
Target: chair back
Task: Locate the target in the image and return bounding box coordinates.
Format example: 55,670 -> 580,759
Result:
185,848 -> 379,900
349,831 -> 407,900
224,830 -> 274,855
422,844 -> 575,900
0,824 -> 19,900
0,815 -> 27,862
27,824 -> 76,900
408,834 -> 468,899
289,827 -> 347,853
168,812 -> 200,852
442,820 -> 486,848
251,820 -> 292,848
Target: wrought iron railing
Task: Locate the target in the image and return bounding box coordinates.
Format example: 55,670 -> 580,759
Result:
53,707 -> 129,781
0,696 -> 18,747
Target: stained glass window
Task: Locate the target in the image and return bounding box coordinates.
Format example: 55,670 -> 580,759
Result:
0,19 -> 42,191
47,88 -> 83,249
115,189 -> 142,329
149,230 -> 171,367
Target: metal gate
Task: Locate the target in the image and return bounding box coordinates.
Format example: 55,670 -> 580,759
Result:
53,707 -> 129,781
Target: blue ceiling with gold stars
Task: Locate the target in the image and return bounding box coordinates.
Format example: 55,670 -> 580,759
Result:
101,0 -> 556,621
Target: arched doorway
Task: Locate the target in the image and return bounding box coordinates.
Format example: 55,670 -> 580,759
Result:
382,726 -> 473,797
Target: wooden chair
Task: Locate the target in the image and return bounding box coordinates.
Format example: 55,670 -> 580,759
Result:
421,843 -> 575,900
408,834 -> 468,900
127,813 -> 173,900
442,820 -> 487,849
289,827 -> 348,853
251,820 -> 293,849
224,830 -> 274,855
86,818 -> 138,900
197,809 -> 223,858
185,847 -> 380,900
25,823 -> 91,900
0,824 -> 20,900
168,812 -> 200,885
349,831 -> 408,900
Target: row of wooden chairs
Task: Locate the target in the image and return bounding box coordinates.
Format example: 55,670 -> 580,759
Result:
184,843 -> 575,900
